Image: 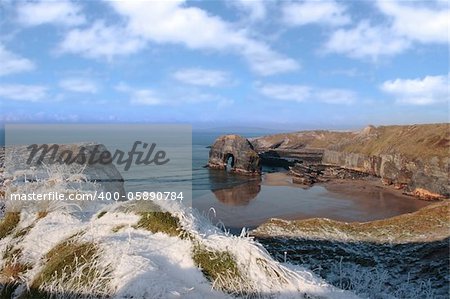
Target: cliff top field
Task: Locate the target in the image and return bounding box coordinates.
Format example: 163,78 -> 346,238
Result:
251,123 -> 450,160
252,201 -> 450,243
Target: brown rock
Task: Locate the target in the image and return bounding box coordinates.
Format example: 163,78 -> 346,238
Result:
208,135 -> 261,175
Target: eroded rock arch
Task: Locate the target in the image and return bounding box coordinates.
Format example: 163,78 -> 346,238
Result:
207,135 -> 261,175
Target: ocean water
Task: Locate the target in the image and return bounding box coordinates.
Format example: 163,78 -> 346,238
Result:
190,132 -> 430,232
2,128 -> 430,231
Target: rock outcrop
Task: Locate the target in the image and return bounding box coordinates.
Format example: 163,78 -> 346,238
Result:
208,135 -> 261,175
251,124 -> 450,199
289,163 -> 369,186
322,150 -> 449,199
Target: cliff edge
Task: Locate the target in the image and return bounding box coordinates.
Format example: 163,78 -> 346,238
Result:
251,123 -> 449,198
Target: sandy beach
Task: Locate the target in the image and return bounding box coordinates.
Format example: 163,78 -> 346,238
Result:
262,171 -> 423,203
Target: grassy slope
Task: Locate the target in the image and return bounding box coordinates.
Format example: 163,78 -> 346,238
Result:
253,123 -> 450,160
252,201 -> 450,243
0,203 -> 356,299
338,124 -> 449,160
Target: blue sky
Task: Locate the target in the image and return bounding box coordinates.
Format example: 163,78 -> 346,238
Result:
0,0 -> 448,130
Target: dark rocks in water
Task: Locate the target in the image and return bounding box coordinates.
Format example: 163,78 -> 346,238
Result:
290,163 -> 370,186
258,151 -> 295,169
258,149 -> 324,170
208,135 -> 261,175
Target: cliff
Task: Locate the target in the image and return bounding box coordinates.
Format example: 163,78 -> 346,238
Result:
251,124 -> 450,198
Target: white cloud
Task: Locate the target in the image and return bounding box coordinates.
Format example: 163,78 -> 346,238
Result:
59,1 -> 298,75
376,0 -> 449,44
282,0 -> 350,27
258,84 -> 311,102
115,82 -> 232,107
16,0 -> 85,27
115,83 -> 162,105
0,84 -> 47,101
232,0 -> 267,21
240,40 -> 300,76
324,1 -> 448,60
130,89 -> 162,105
173,68 -> 229,87
58,21 -> 146,60
258,83 -> 355,104
59,78 -> 98,93
324,21 -> 410,60
0,45 -> 35,76
315,89 -> 355,105
381,74 -> 449,105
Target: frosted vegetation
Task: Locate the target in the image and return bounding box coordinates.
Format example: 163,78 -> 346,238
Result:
0,158 -> 446,298
0,199 -> 360,298
0,164 -> 355,298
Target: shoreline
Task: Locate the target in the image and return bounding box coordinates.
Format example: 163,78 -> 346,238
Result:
262,171 -> 443,203
255,171 -> 450,243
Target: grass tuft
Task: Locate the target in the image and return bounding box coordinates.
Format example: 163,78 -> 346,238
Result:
97,211 -> 107,219
2,245 -> 22,261
12,225 -> 33,239
1,261 -> 31,281
135,211 -> 181,237
36,211 -> 48,220
112,224 -> 126,233
19,235 -> 111,299
0,212 -> 21,239
192,244 -> 245,294
31,239 -> 98,289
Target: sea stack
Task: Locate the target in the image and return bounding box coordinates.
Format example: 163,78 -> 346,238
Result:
208,135 -> 261,175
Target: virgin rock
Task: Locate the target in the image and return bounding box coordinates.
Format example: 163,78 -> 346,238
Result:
208,135 -> 261,175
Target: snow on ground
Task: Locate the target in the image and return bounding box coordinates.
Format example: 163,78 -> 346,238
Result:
0,199 -> 360,299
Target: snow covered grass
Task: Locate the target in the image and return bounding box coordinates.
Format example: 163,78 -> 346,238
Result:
160,202 -> 357,298
1,246 -> 31,282
192,244 -> 245,295
3,162 -> 109,215
135,211 -> 182,237
328,260 -> 436,299
0,212 -> 20,239
29,235 -> 108,296
0,171 -> 360,299
0,199 -> 359,299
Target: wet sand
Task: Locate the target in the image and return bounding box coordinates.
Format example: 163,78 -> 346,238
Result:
262,172 -> 296,187
263,172 -> 416,203
194,172 -> 432,231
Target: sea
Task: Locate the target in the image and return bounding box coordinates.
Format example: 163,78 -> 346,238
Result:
1,128 -> 431,232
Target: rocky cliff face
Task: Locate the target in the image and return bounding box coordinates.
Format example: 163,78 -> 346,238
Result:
322,150 -> 449,198
252,124 -> 450,199
208,135 -> 261,175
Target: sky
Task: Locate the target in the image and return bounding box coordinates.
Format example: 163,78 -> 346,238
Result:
0,0 -> 448,130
